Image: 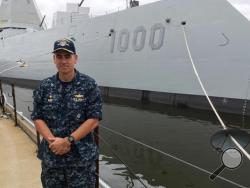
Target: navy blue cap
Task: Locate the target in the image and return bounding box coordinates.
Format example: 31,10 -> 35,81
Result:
53,38 -> 76,54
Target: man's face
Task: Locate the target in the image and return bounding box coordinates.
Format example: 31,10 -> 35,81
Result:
53,50 -> 78,74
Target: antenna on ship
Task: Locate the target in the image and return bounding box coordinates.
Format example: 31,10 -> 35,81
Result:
39,15 -> 46,29
130,0 -> 139,8
78,0 -> 85,7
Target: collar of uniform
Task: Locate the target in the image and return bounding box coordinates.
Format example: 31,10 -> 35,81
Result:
54,69 -> 80,86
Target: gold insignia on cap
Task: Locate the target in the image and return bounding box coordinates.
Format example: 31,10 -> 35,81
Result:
73,94 -> 85,102
59,39 -> 69,47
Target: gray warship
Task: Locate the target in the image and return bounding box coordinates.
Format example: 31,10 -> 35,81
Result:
1,1 -> 250,188
1,0 -> 250,114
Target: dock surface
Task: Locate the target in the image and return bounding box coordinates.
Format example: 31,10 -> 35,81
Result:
0,118 -> 42,188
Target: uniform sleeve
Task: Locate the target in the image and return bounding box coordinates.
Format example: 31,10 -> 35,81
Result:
85,82 -> 103,120
31,85 -> 44,121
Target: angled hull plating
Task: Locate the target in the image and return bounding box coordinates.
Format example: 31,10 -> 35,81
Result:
1,0 -> 250,113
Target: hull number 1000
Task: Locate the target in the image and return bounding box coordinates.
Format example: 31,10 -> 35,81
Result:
110,23 -> 165,53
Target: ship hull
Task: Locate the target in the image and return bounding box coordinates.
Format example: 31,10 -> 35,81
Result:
1,0 -> 250,114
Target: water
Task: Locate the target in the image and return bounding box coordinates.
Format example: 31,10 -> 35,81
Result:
99,99 -> 250,188
2,85 -> 250,188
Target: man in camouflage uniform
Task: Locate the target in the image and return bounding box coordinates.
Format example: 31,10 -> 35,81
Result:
31,38 -> 102,188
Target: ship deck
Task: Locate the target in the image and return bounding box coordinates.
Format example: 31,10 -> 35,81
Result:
0,118 -> 42,188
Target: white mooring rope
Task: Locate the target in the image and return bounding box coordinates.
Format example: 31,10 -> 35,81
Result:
182,25 -> 250,160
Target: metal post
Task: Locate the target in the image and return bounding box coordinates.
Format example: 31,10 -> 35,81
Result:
36,131 -> 41,151
11,84 -> 18,127
94,127 -> 99,188
0,80 -> 5,114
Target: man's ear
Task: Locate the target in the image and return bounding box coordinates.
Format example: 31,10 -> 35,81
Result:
75,54 -> 78,64
53,54 -> 56,64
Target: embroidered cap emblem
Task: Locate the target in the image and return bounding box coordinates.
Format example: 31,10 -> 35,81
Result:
59,39 -> 69,47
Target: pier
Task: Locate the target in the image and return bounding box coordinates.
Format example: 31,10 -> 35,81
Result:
0,118 -> 42,188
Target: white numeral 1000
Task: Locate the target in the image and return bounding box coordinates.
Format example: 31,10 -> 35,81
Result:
110,23 -> 165,53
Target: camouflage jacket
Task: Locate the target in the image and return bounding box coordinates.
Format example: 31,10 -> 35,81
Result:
31,70 -> 102,167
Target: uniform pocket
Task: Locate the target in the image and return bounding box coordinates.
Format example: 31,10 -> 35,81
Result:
42,94 -> 60,120
66,95 -> 87,123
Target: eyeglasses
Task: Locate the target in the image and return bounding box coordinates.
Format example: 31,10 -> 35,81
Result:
54,53 -> 72,60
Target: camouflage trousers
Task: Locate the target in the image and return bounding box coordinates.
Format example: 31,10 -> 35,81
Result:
41,162 -> 96,188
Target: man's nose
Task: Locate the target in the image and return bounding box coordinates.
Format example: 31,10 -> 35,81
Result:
60,57 -> 68,62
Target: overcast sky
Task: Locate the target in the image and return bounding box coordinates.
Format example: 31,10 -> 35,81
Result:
34,0 -> 160,27
0,0 -> 250,27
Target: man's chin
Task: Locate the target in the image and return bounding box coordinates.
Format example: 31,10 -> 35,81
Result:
59,68 -> 71,73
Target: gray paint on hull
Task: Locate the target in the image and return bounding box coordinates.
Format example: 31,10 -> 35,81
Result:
0,76 -> 247,115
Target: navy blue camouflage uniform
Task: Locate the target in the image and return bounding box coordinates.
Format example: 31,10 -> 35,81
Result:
31,70 -> 102,188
